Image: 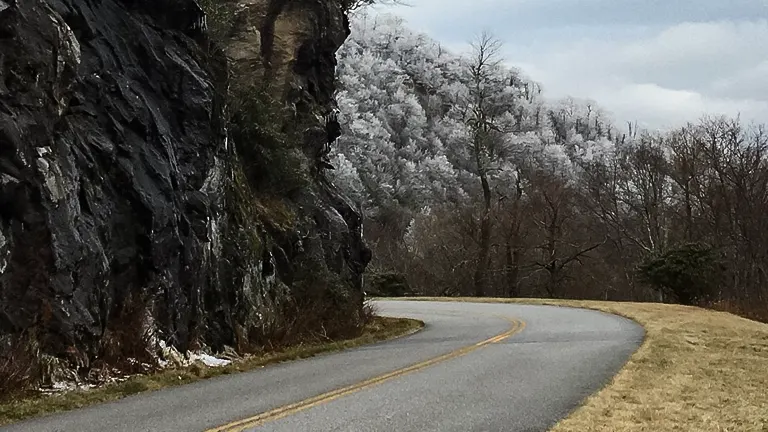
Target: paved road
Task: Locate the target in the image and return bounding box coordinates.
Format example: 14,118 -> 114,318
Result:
3,300 -> 644,432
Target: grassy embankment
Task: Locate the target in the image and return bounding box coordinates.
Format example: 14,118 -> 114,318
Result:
0,316 -> 423,426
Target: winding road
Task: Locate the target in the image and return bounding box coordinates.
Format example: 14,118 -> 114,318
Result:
3,300 -> 644,432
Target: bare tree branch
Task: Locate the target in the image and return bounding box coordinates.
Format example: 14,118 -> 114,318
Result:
343,0 -> 410,12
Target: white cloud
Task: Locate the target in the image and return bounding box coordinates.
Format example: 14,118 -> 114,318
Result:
505,19 -> 768,129
590,83 -> 768,131
710,60 -> 768,99
614,20 -> 768,88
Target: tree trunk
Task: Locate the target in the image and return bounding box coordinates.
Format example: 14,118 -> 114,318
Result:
544,208 -> 558,297
505,240 -> 521,297
473,173 -> 492,297
545,269 -> 558,298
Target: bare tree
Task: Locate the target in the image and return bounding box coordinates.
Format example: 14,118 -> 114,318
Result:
499,170 -> 526,297
527,166 -> 605,297
618,134 -> 673,253
465,32 -> 506,297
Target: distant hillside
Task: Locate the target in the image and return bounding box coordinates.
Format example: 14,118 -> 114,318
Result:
332,13 -> 768,322
333,14 -> 615,217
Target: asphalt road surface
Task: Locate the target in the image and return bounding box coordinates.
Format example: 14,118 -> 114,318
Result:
3,300 -> 644,432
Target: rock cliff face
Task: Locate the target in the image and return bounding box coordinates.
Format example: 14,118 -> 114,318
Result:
0,0 -> 368,374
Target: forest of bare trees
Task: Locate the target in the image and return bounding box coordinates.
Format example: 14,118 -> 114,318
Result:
383,117 -> 767,317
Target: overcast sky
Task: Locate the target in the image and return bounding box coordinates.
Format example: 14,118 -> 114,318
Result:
374,0 -> 768,130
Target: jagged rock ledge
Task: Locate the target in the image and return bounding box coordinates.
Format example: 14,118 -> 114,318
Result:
0,0 -> 369,385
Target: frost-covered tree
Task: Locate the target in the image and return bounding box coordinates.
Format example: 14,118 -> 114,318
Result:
331,13 -> 612,296
461,32 -> 517,297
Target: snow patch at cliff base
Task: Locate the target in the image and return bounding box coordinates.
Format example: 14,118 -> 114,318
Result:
189,353 -> 231,367
157,340 -> 232,368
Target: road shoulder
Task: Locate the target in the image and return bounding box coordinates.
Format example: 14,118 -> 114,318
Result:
0,316 -> 423,426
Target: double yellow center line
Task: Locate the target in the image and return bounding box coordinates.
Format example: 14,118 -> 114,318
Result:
207,316 -> 526,432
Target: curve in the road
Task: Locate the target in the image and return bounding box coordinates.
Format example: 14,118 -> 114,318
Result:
209,317 -> 526,431
2,300 -> 644,432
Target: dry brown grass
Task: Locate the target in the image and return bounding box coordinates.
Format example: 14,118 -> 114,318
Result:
392,297 -> 768,432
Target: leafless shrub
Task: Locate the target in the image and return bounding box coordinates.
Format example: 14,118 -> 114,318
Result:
97,293 -> 158,376
0,332 -> 42,400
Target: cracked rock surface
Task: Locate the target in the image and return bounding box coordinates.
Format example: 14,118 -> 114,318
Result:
0,0 -> 368,370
